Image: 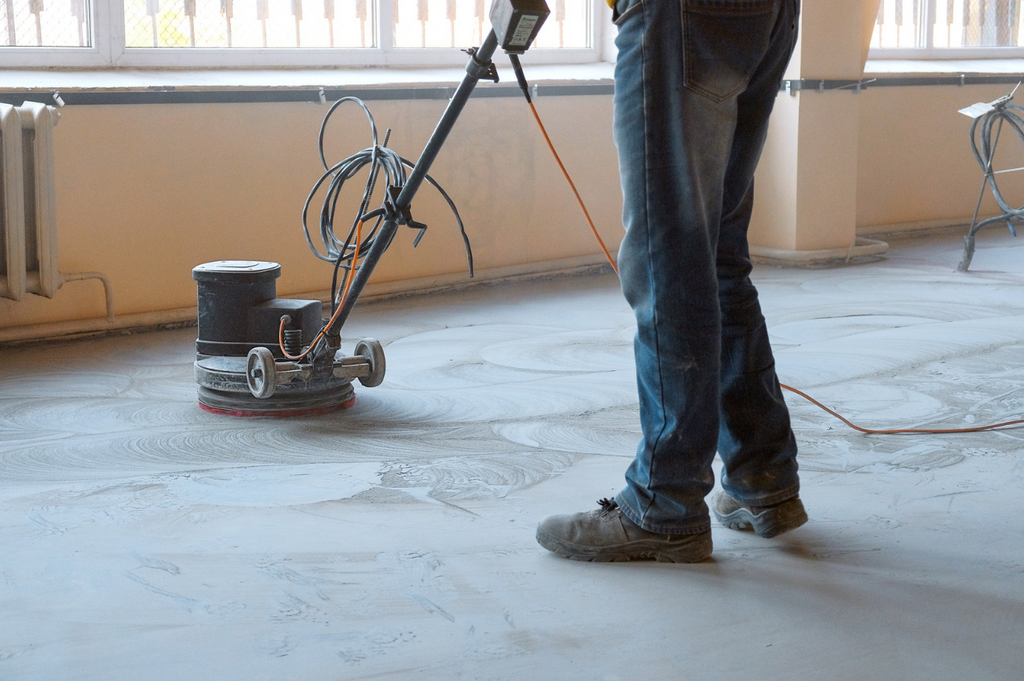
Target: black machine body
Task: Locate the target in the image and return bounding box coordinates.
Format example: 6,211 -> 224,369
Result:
192,261 -> 383,416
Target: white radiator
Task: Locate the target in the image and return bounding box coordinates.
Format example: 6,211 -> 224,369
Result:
1,102 -> 61,302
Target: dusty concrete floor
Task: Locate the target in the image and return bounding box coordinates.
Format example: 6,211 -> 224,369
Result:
2,229 -> 1023,680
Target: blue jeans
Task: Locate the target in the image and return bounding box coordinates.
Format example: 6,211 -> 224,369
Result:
612,0 -> 801,534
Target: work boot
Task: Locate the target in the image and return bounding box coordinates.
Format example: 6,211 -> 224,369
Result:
712,491 -> 807,538
536,498 -> 712,563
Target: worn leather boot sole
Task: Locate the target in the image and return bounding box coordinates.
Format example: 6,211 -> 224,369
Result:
536,529 -> 713,563
712,492 -> 807,539
536,500 -> 712,563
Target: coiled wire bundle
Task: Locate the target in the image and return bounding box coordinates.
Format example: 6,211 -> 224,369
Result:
958,98 -> 1024,271
969,99 -> 1024,232
302,97 -> 473,313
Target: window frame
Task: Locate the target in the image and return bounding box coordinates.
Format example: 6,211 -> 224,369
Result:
868,0 -> 1024,60
1,0 -> 605,68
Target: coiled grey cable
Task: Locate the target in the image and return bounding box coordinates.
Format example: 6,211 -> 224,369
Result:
970,100 -> 1024,229
301,97 -> 473,312
958,99 -> 1024,271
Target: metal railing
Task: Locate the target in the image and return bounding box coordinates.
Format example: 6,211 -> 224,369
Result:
3,0 -> 90,46
872,0 -> 1023,49
122,0 -> 372,48
3,0 -> 588,49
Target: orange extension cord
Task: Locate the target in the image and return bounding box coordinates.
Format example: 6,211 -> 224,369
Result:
526,95 -> 1024,436
526,101 -> 618,276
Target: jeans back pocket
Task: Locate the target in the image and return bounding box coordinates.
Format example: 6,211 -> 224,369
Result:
682,0 -> 779,102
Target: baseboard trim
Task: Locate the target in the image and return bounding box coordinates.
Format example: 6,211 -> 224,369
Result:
750,237 -> 890,267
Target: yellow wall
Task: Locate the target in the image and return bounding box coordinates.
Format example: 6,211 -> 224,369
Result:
1,93 -> 623,329
857,83 -> 1024,231
748,81 -> 1024,251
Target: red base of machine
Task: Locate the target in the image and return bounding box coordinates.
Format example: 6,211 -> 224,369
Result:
198,395 -> 357,418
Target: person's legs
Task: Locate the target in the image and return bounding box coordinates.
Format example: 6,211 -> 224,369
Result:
614,0 -> 800,535
536,0 -> 805,560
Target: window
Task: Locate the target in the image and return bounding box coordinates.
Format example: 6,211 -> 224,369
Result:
870,0 -> 1024,57
1,0 -> 600,67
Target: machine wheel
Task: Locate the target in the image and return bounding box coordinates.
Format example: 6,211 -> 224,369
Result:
354,338 -> 386,387
246,347 -> 277,398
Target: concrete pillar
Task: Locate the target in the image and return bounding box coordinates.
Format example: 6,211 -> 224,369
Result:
749,0 -> 884,264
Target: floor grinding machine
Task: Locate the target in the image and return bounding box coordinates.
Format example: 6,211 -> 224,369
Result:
192,0 -> 551,416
